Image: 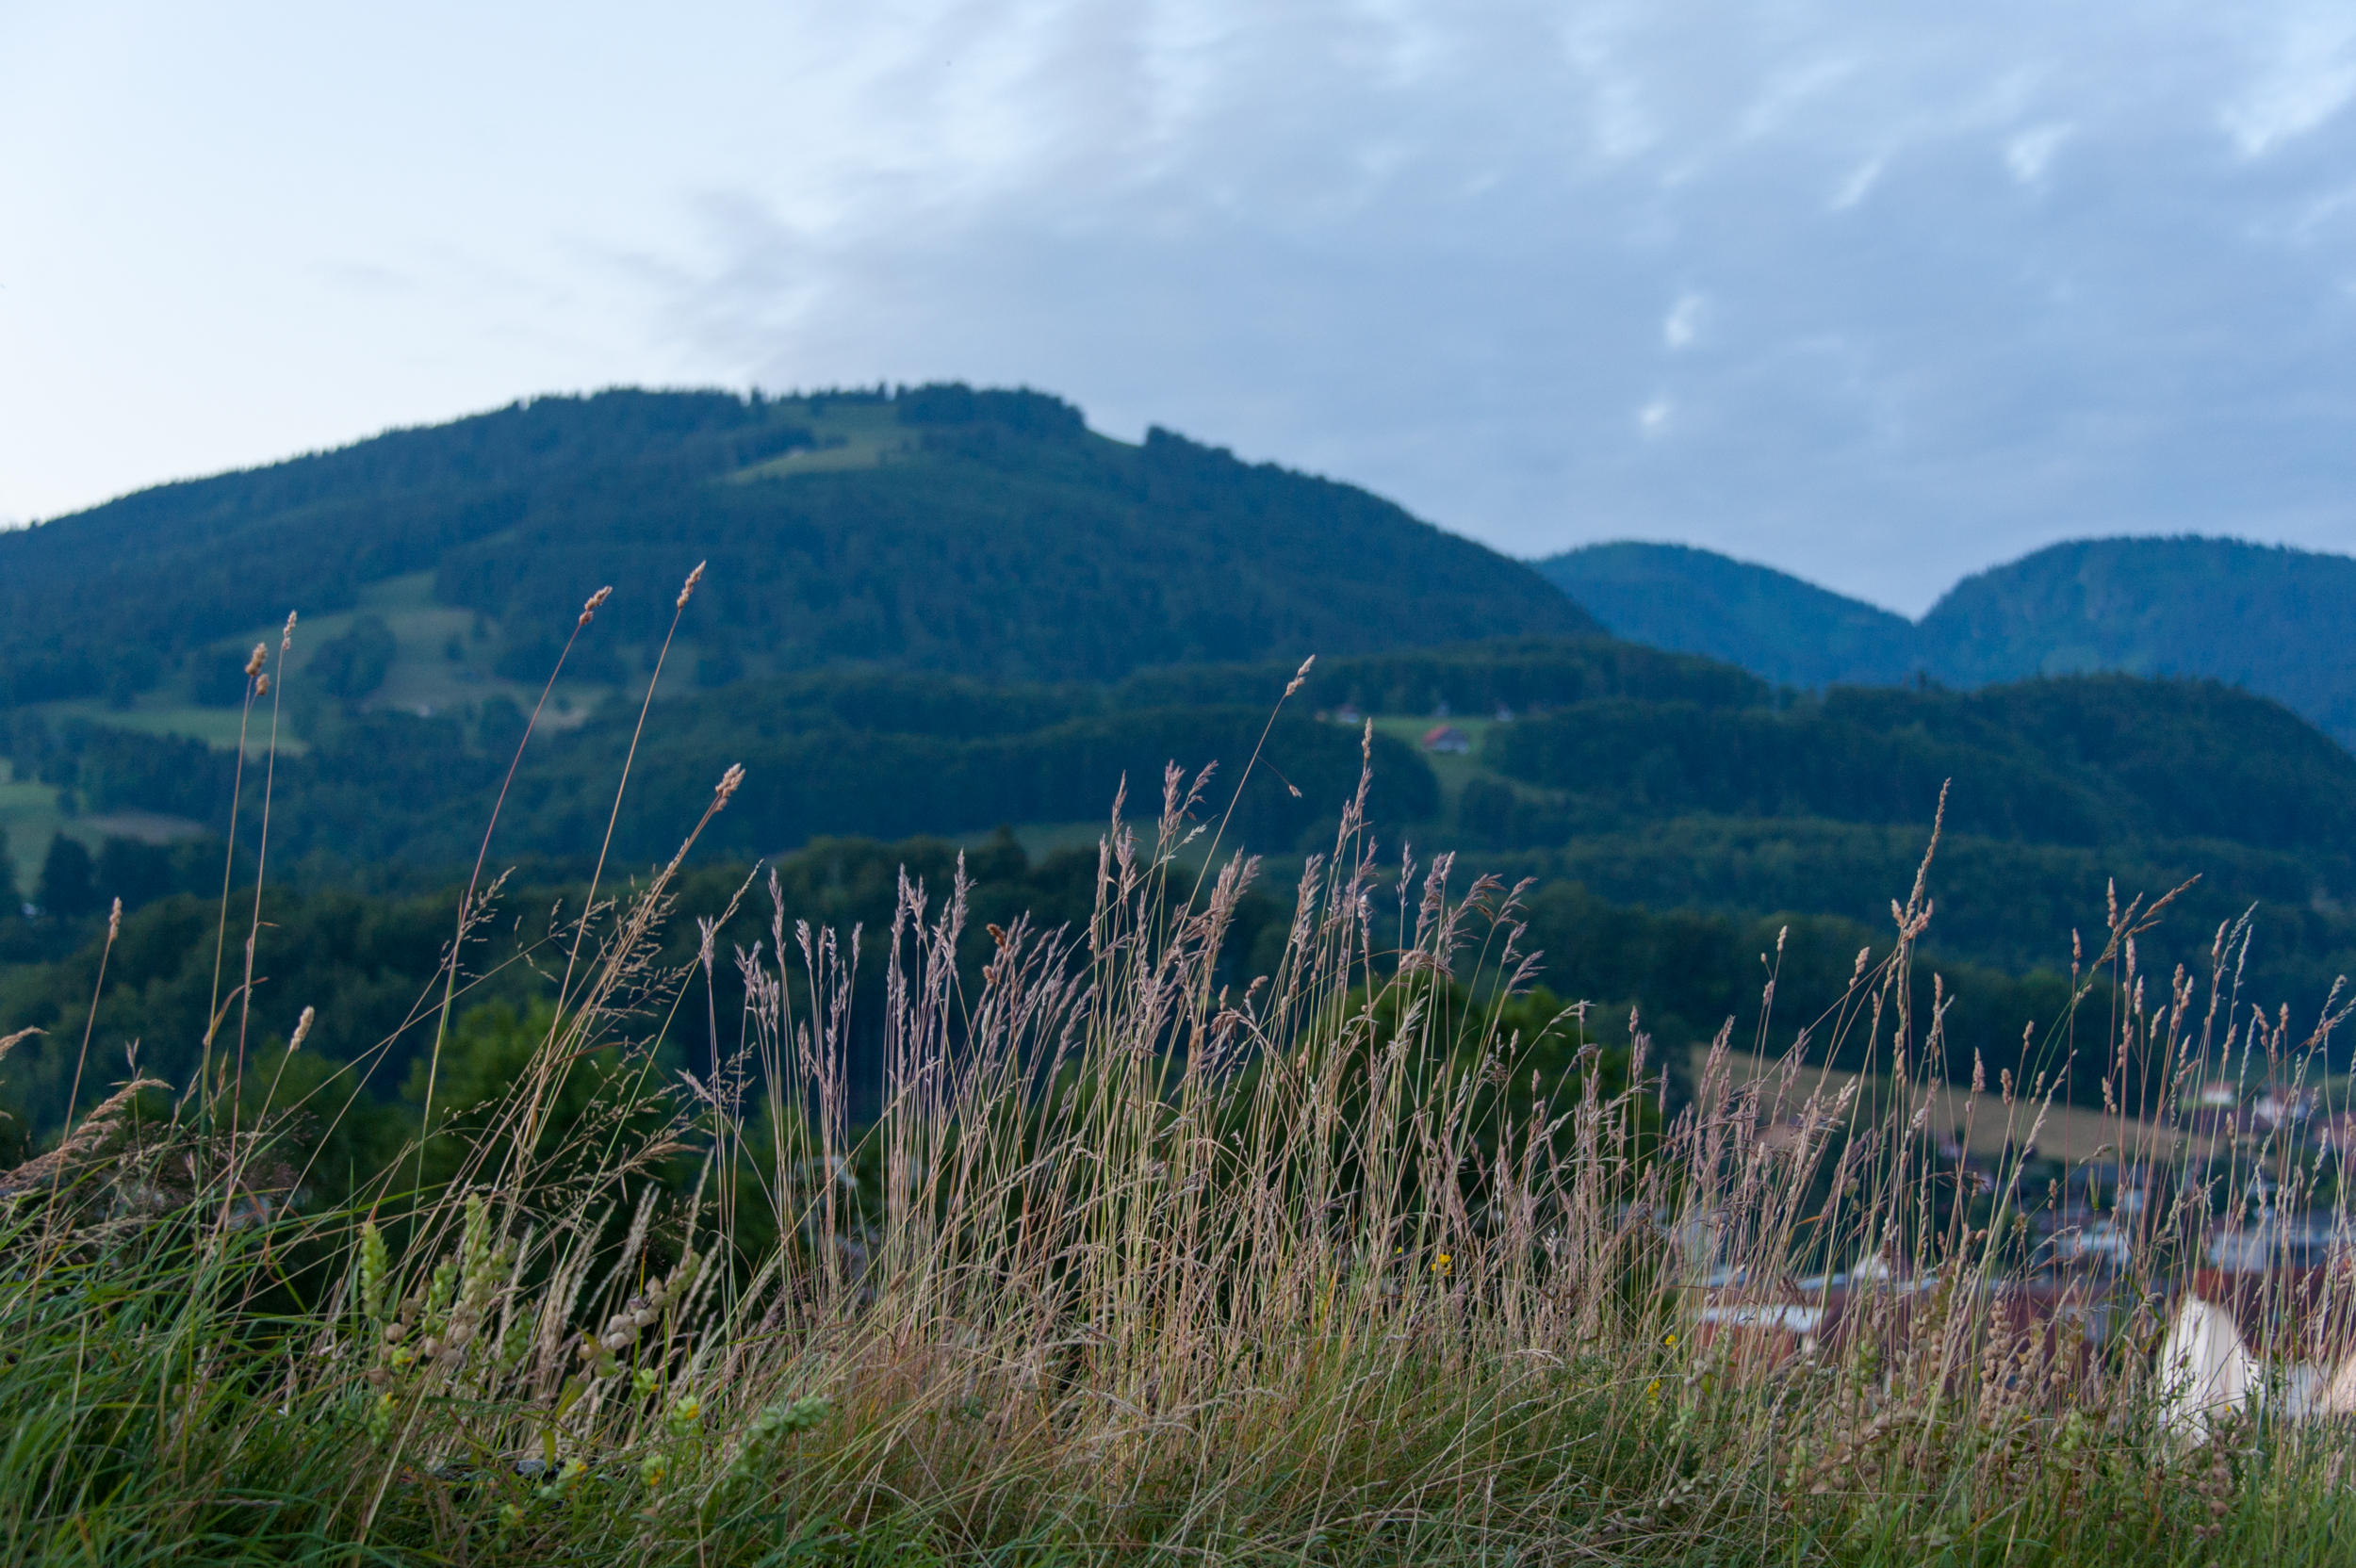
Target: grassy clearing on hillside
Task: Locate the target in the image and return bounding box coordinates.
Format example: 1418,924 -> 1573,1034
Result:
35,699 -> 299,756
3,619 -> 2352,1566
731,399 -> 911,480
0,760 -> 65,891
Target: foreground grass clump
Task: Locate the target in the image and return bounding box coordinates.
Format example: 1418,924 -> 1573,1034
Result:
1,757 -> 2350,1566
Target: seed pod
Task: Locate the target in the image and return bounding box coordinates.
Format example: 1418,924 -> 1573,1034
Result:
358,1222 -> 389,1324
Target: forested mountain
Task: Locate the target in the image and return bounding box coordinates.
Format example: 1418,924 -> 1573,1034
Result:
1919,538 -> 2356,742
0,384 -> 1591,706
1536,536 -> 2356,746
1533,542 -> 1917,688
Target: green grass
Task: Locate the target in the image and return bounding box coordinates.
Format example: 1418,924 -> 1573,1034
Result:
0,759 -> 66,891
1365,713 -> 1568,830
1369,712 -> 1494,808
0,764 -> 201,897
35,698 -> 296,755
731,397 -> 925,481
187,571 -> 619,729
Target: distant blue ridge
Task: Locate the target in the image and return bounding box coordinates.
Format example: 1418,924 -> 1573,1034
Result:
1536,536 -> 2356,751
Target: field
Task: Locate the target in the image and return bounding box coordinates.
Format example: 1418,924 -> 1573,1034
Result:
205,571 -> 613,729
0,760 -> 64,893
731,397 -> 913,480
1704,1046 -> 2165,1166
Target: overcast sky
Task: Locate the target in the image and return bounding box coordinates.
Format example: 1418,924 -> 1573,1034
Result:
5,2 -> 2355,613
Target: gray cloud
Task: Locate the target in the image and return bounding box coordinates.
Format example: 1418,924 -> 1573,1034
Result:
625,0 -> 2356,610
8,1 -> 2356,611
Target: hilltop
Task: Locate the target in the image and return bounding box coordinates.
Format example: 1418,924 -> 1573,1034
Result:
0,384 -> 1594,707
1536,536 -> 2356,746
1922,537 -> 2356,740
1532,541 -> 1917,689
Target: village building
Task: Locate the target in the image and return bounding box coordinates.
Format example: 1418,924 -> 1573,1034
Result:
1421,724 -> 1471,755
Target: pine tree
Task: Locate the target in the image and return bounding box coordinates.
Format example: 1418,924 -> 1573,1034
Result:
36,835 -> 96,920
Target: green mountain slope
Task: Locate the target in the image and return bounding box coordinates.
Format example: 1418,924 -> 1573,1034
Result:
1919,537 -> 2356,741
0,384 -> 1595,705
1532,541 -> 1918,688
1535,535 -> 2356,748
1467,671 -> 2356,993
13,637 -> 2353,1012
8,633 -> 2355,1108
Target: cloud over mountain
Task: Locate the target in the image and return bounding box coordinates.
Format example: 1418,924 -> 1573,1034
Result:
6,2 -> 2355,608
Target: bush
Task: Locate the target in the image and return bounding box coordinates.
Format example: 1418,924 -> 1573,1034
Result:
306,613 -> 399,700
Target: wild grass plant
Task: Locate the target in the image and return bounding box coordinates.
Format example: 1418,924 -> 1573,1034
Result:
1,596 -> 2351,1566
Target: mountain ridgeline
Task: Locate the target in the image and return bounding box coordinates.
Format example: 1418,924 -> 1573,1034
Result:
1538,537 -> 2356,748
0,384 -> 1592,705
